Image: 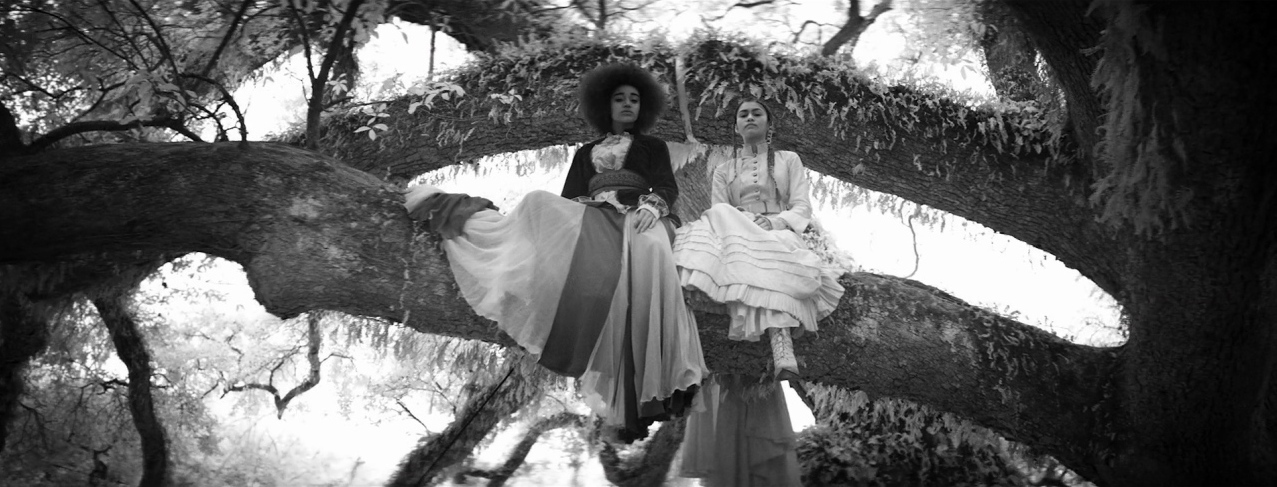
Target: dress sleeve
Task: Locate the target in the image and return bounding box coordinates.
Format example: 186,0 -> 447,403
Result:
711,160 -> 732,206
560,143 -> 593,200
775,151 -> 812,233
643,137 -> 678,211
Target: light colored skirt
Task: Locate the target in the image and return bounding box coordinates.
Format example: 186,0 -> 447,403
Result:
680,375 -> 802,487
421,189 -> 708,437
674,203 -> 844,341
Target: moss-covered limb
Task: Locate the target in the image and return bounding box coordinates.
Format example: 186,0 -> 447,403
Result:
91,293 -> 170,487
0,141 -> 1117,476
313,37 -> 1125,296
696,272 -> 1117,481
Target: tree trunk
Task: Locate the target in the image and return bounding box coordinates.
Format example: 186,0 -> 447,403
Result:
0,295 -> 48,453
92,294 -> 170,487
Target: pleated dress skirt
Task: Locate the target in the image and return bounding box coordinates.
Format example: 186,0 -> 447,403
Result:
674,203 -> 844,341
415,189 -> 708,439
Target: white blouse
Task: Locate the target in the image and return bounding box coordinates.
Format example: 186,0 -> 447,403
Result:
710,148 -> 813,233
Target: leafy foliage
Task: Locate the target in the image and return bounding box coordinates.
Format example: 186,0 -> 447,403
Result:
796,383 -> 1031,487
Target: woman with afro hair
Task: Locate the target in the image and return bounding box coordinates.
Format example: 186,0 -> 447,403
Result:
403,63 -> 707,442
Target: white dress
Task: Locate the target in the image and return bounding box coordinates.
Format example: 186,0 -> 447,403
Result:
673,147 -> 844,341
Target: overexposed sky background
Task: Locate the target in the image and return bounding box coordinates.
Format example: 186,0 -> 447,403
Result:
167,3 -> 1123,485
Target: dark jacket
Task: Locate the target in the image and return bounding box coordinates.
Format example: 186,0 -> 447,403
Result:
559,133 -> 679,215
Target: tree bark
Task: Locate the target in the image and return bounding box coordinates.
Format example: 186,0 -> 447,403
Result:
976,0 -> 1049,103
1002,0 -> 1103,164
92,294 -> 170,487
0,295 -> 49,453
387,0 -> 564,53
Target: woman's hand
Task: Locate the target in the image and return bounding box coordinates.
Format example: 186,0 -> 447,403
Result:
632,209 -> 658,233
754,215 -> 773,230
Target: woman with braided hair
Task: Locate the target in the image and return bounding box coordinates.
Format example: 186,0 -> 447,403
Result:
404,63 -> 706,443
674,98 -> 844,486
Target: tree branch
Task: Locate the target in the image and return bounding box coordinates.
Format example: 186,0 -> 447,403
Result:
26,118 -> 203,153
386,361 -> 539,487
0,140 -> 1116,479
1003,0 -> 1104,166
272,313 -> 324,418
455,412 -> 587,486
180,73 -> 248,143
313,39 -> 1125,296
302,0 -> 366,150
201,0 -> 254,78
92,293 -> 170,487
820,0 -> 891,57
598,416 -> 686,487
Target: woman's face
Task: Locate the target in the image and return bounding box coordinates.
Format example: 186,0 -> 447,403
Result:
611,85 -> 640,130
736,101 -> 768,142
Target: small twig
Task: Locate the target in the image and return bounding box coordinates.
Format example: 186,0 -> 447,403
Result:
397,399 -> 430,431
904,209 -> 920,279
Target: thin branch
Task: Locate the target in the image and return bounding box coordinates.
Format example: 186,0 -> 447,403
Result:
180,73 -> 248,143
904,210 -> 920,279
26,117 -> 203,153
201,0 -> 254,78
69,80 -> 128,125
274,313 -> 324,418
17,5 -> 137,69
302,0 -> 367,149
224,314 -> 325,419
125,0 -> 182,77
703,0 -> 780,22
397,399 -> 430,431
3,72 -> 85,100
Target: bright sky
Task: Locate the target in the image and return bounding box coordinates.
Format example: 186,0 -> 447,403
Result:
180,7 -> 1123,485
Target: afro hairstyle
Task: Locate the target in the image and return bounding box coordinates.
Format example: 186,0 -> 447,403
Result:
578,63 -> 666,135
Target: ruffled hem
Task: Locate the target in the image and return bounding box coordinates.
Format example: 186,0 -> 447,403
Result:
680,266 -> 842,341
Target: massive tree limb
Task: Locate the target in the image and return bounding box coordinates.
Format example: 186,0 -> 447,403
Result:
0,141 -> 1116,479
315,39 -> 1125,297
